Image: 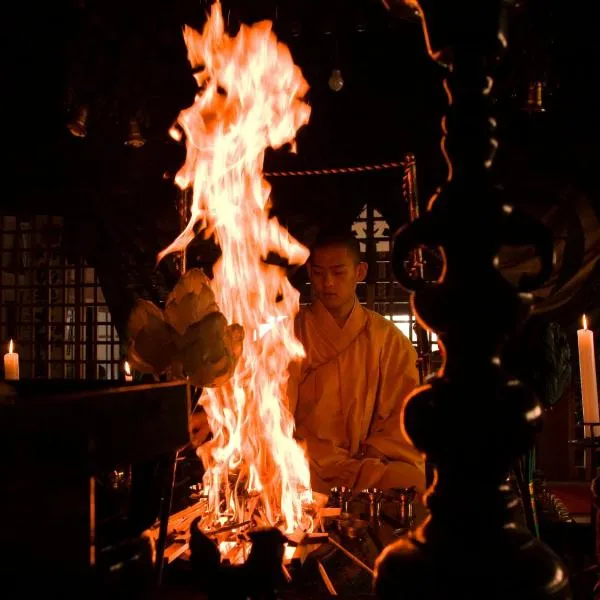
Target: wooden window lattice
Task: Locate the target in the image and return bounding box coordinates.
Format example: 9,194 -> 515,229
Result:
0,215 -> 120,380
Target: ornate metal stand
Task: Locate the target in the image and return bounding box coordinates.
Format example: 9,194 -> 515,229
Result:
569,427 -> 600,593
569,422 -> 600,477
375,1 -> 570,598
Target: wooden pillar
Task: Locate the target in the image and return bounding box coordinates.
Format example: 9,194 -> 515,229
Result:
85,306 -> 95,380
366,203 -> 376,310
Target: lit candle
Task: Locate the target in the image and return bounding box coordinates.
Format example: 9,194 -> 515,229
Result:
3,339 -> 19,381
577,315 -> 599,437
124,360 -> 133,382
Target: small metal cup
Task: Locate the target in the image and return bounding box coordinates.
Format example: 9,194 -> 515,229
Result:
330,486 -> 353,514
360,488 -> 385,520
391,486 -> 416,529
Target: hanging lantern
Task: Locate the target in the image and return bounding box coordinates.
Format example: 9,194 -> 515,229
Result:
524,81 -> 546,113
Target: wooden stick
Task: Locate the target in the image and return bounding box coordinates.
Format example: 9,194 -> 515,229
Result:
317,560 -> 338,596
207,519 -> 252,536
318,507 -> 341,518
290,542 -> 312,566
246,495 -> 260,522
281,564 -> 293,583
163,541 -> 189,564
328,537 -> 374,577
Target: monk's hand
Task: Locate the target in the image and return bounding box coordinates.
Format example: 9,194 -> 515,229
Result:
377,461 -> 426,494
359,444 -> 389,464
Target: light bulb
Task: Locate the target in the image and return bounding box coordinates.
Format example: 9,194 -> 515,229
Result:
328,69 -> 344,92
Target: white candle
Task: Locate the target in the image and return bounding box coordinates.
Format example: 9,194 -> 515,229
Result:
577,315 -> 599,437
124,360 -> 133,382
3,339 -> 19,381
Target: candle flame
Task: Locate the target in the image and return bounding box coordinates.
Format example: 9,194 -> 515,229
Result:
583,314 -> 588,330
9,339 -> 13,354
124,361 -> 131,376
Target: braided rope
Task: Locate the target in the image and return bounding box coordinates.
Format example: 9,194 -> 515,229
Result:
264,160 -> 405,177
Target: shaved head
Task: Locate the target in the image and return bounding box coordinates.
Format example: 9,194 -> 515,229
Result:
309,229 -> 361,264
307,228 -> 367,315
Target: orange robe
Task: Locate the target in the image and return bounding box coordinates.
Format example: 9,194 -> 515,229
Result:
289,299 -> 426,495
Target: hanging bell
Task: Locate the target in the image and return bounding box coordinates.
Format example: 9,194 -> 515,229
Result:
354,7 -> 367,32
124,117 -> 146,148
66,104 -> 89,138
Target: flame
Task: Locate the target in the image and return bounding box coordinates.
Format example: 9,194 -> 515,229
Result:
124,361 -> 131,376
159,2 -> 312,534
583,314 -> 588,330
8,339 -> 13,354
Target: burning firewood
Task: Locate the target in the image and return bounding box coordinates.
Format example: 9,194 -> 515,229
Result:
126,268 -> 244,387
189,517 -> 289,600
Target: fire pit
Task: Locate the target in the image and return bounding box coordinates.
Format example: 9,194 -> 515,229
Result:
154,487 -> 423,598
155,491 -> 330,567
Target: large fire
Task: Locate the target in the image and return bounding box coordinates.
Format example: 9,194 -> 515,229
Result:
158,2 -> 313,538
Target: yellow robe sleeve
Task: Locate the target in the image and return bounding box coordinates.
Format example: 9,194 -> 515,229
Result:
365,327 -> 419,458
361,327 -> 426,491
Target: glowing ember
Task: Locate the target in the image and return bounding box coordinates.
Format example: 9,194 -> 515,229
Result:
159,1 -> 312,535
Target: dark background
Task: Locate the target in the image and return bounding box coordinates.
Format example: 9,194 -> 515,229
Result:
2,0 -> 599,326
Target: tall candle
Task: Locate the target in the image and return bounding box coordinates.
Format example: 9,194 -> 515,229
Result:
124,360 -> 133,382
3,339 -> 19,381
577,315 -> 599,437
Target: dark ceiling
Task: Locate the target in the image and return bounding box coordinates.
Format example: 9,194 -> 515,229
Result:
2,0 -> 599,260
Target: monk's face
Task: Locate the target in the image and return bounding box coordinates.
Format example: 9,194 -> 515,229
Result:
307,245 -> 367,310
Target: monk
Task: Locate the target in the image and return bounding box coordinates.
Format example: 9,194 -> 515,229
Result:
288,229 -> 426,495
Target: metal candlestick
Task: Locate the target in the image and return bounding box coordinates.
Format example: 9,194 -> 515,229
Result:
360,488 -> 385,520
390,486 -> 416,530
330,486 -> 353,514
574,421 -> 600,441
569,422 -> 600,482
569,424 -> 600,591
376,1 -> 570,598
